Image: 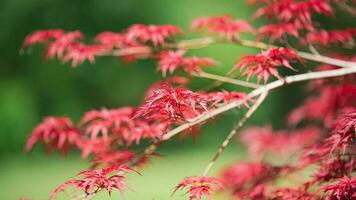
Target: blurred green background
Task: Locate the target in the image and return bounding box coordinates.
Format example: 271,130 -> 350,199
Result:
0,0 -> 310,199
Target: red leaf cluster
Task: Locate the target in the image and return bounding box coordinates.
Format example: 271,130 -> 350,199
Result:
126,24 -> 182,46
79,138 -> 113,159
80,107 -> 167,145
306,28 -> 356,46
254,0 -> 333,30
221,162 -> 282,199
91,150 -> 135,169
327,107 -> 356,152
174,176 -> 223,200
26,117 -> 82,154
23,29 -> 64,47
94,31 -> 136,48
240,126 -> 320,160
24,30 -> 103,67
191,15 -> 254,40
258,23 -> 299,41
299,108 -> 356,167
230,48 -> 299,83
288,83 -> 356,127
135,83 -> 208,122
269,188 -> 316,200
156,50 -> 216,77
312,157 -> 355,184
23,24 -> 181,66
203,90 -> 248,107
323,177 -> 356,200
50,165 -> 135,199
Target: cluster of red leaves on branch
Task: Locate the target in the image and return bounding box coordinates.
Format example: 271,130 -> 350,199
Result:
323,177 -> 356,200
191,15 -> 254,40
220,79 -> 356,199
230,47 -> 300,83
257,23 -> 300,41
288,73 -> 356,127
26,83 -> 249,154
240,126 -> 320,160
23,24 -> 181,66
253,0 -> 356,46
253,0 -> 333,31
50,165 -> 136,200
135,83 -> 208,122
222,161 -> 284,199
174,176 -> 223,200
25,117 -> 82,154
221,107 -> 355,199
156,50 -> 216,76
25,81 -> 250,198
126,24 -> 182,46
306,28 -> 356,47
136,83 -> 248,123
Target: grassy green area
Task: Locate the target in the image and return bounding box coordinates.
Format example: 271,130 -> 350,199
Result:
0,146 -> 243,200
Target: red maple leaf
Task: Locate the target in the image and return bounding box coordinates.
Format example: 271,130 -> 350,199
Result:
26,117 -> 83,154
126,24 -> 182,46
23,29 -> 64,47
174,176 -> 223,200
229,48 -> 299,83
258,23 -> 300,41
135,83 -> 208,122
191,15 -> 254,40
306,28 -> 356,46
156,50 -> 216,77
50,165 -> 136,199
323,177 -> 356,200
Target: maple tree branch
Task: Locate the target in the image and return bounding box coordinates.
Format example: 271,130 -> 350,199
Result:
176,37 -> 356,68
166,37 -> 216,49
105,37 -> 356,68
161,66 -> 356,141
138,66 -> 356,171
293,51 -> 356,68
202,91 -> 268,176
111,37 -> 356,162
192,71 -> 260,89
110,46 -> 152,56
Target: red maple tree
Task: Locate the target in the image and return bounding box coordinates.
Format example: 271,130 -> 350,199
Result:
22,0 -> 356,199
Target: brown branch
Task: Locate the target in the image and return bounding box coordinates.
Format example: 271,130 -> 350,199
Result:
202,91 -> 268,176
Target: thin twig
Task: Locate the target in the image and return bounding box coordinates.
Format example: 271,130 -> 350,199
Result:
193,71 -> 260,89
169,37 -> 356,68
102,36 -> 356,69
165,37 -> 216,49
202,91 -> 268,176
238,39 -> 356,68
